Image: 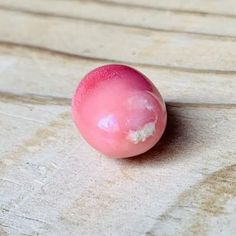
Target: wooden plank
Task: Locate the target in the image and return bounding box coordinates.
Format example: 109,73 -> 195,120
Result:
1,0 -> 236,39
96,0 -> 236,16
0,9 -> 236,73
0,101 -> 235,235
0,44 -> 235,105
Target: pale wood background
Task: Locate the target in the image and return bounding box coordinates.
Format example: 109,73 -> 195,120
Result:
0,0 -> 236,235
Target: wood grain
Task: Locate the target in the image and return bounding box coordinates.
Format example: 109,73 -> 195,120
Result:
0,101 -> 235,235
1,0 -> 236,40
95,0 -> 236,17
0,9 -> 236,73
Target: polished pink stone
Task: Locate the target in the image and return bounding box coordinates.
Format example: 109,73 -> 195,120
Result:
72,64 -> 167,158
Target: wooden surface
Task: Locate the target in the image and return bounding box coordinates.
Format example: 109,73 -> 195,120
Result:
0,0 -> 236,235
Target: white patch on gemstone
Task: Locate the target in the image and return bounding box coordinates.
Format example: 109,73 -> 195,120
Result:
128,96 -> 154,111
97,114 -> 119,132
127,122 -> 156,144
143,99 -> 154,111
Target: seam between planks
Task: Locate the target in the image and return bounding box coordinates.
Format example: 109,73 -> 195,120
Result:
1,41 -> 236,75
92,0 -> 236,19
1,91 -> 236,109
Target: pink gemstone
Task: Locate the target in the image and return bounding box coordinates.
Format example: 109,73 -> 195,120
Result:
72,64 -> 167,158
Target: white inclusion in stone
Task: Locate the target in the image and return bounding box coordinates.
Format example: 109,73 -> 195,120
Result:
127,122 -> 156,144
128,95 -> 154,111
97,114 -> 119,132
143,99 -> 154,111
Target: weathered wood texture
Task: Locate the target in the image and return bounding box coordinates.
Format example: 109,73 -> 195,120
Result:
0,0 -> 235,235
